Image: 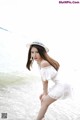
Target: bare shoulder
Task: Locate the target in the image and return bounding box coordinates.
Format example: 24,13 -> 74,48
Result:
41,60 -> 50,68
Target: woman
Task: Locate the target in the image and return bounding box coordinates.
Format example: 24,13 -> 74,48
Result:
26,41 -> 72,120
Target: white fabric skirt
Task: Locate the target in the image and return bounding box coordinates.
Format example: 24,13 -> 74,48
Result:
48,83 -> 72,99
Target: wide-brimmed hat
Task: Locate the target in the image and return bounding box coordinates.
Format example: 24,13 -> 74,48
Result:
26,41 -> 49,52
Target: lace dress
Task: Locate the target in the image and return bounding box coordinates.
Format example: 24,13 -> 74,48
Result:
40,66 -> 72,99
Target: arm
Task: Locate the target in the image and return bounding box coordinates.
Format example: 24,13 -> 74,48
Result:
40,60 -> 50,95
42,80 -> 48,95
39,80 -> 48,102
39,60 -> 50,100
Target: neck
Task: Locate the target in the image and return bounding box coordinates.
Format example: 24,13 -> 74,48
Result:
37,59 -> 43,68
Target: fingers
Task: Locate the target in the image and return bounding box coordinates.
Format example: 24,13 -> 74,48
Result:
41,95 -> 46,103
39,94 -> 44,100
39,95 -> 42,100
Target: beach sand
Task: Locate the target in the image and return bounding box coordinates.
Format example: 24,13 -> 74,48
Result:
0,72 -> 80,120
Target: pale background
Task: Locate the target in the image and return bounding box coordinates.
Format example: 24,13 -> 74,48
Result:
0,0 -> 80,120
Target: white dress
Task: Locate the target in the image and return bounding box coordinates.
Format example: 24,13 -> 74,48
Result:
40,66 -> 72,99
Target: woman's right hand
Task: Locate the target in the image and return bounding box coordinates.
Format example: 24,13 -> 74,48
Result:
39,93 -> 48,103
39,93 -> 44,100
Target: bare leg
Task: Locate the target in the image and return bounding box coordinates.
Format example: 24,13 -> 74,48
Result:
36,95 -> 56,120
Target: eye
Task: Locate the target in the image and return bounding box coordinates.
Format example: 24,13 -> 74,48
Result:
36,51 -> 39,53
31,51 -> 34,53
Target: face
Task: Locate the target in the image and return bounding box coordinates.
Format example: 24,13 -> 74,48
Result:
31,47 -> 42,61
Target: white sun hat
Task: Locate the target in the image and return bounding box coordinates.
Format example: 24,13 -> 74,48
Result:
26,41 -> 49,52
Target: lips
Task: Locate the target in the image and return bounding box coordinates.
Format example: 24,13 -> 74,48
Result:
34,58 -> 37,60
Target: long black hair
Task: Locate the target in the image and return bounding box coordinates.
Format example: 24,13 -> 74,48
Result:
26,44 -> 60,71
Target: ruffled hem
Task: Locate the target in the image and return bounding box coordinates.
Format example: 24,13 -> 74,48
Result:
48,83 -> 73,99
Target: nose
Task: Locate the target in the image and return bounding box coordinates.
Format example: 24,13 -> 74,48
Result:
33,53 -> 36,58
